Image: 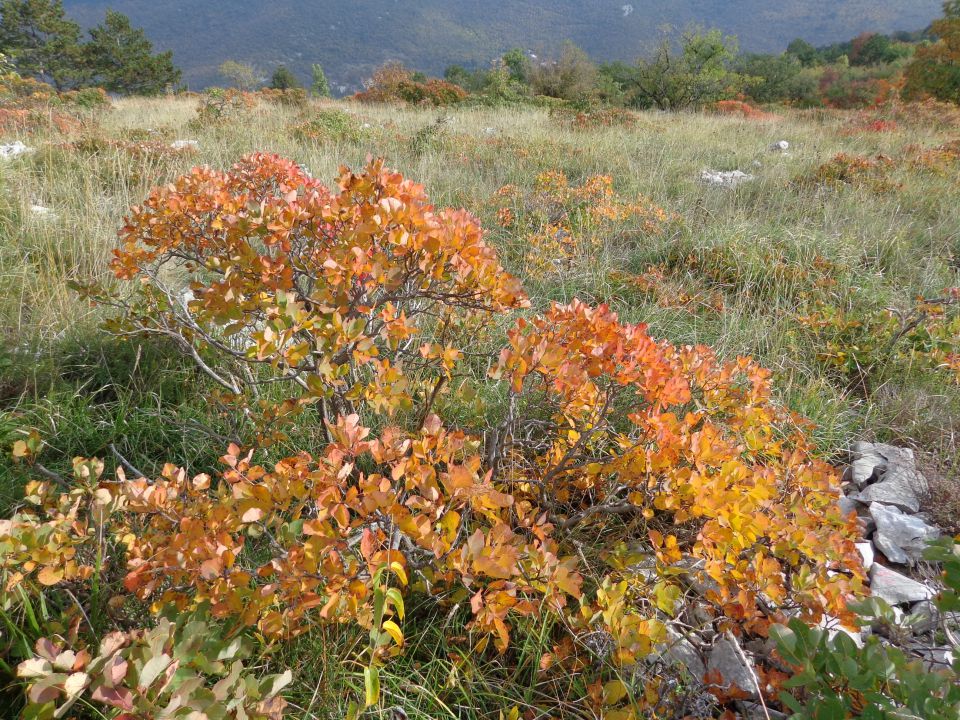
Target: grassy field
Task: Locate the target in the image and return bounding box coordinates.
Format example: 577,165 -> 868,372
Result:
1,95 -> 959,716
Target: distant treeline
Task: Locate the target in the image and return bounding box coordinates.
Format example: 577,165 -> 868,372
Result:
2,0 -> 959,109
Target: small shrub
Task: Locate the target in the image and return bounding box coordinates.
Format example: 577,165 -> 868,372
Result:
492,170 -> 681,277
355,62 -> 467,106
291,108 -> 361,142
709,99 -> 779,120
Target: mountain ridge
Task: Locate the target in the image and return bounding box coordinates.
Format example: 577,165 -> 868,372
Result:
62,1 -> 943,91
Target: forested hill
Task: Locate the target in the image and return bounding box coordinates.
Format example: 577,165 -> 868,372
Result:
62,0 -> 942,90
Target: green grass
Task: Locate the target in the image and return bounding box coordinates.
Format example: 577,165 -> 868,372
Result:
1,95 -> 958,716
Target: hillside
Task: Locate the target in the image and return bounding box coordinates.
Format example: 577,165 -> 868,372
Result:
61,0 -> 943,90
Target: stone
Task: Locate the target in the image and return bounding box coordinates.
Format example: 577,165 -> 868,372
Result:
770,140 -> 790,152
869,504 -> 940,564
0,141 -> 34,160
855,542 -> 875,570
869,564 -> 934,605
659,626 -> 706,680
838,495 -> 861,517
873,532 -> 910,565
29,204 -> 56,220
699,169 -> 755,187
706,635 -> 757,698
856,479 -> 922,513
906,600 -> 940,635
850,442 -> 927,512
170,139 -> 199,150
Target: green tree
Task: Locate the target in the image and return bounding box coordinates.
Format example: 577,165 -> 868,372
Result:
0,0 -> 83,89
502,47 -> 529,84
786,38 -> 819,67
311,62 -> 330,97
528,41 -> 597,102
219,59 -> 260,90
269,64 -> 300,90
631,29 -> 744,110
903,1 -> 960,103
734,52 -> 803,103
84,10 -> 181,95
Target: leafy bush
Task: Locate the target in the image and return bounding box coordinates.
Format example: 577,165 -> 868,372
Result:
17,608 -> 291,719
492,170 -> 681,277
771,537 -> 960,720
355,62 -> 467,106
17,155 -> 867,716
291,108 -> 361,142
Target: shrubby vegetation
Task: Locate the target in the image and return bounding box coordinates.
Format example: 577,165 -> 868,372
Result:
1,3 -> 959,718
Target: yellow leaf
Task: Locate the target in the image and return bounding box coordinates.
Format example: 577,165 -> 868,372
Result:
381,620 -> 403,647
389,561 -> 408,586
37,565 -> 63,586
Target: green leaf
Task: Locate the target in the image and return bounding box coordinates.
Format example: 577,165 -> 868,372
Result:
364,665 -> 380,708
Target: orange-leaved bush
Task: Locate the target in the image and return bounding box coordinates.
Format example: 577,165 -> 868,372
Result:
15,154 -> 866,716
97,153 -> 526,440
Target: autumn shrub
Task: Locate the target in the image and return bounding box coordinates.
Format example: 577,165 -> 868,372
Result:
492,171 -> 681,277
802,152 -> 899,193
9,154 -> 870,716
709,99 -> 779,120
258,87 -> 309,108
194,87 -> 258,125
794,290 -> 960,394
550,106 -> 639,130
355,63 -> 467,106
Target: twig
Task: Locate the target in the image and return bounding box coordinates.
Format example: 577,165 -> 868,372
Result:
34,463 -> 69,490
725,631 -> 771,720
109,443 -> 146,479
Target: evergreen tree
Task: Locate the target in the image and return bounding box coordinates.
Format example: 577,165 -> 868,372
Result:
269,65 -> 300,90
84,10 -> 181,95
311,63 -> 330,96
0,0 -> 84,89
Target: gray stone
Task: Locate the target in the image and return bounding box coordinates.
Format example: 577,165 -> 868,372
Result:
770,140 -> 790,152
0,141 -> 34,160
699,169 -> 755,187
706,635 -> 757,698
856,481 -> 922,513
869,564 -> 935,605
906,601 -> 940,635
838,495 -> 861,517
873,532 -> 910,565
659,626 -> 706,680
869,504 -> 940,564
170,139 -> 199,151
850,443 -> 927,511
855,542 -> 875,571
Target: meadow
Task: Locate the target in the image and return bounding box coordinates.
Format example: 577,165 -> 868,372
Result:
1,95 -> 959,717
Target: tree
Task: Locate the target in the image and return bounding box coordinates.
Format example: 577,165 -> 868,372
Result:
269,64 -> 300,90
502,47 -> 529,84
786,38 -> 819,67
903,2 -> 960,103
311,62 -> 330,97
84,10 -> 180,95
219,59 -> 260,90
528,41 -> 598,102
0,0 -> 84,89
734,52 -> 803,103
631,29 -> 744,110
